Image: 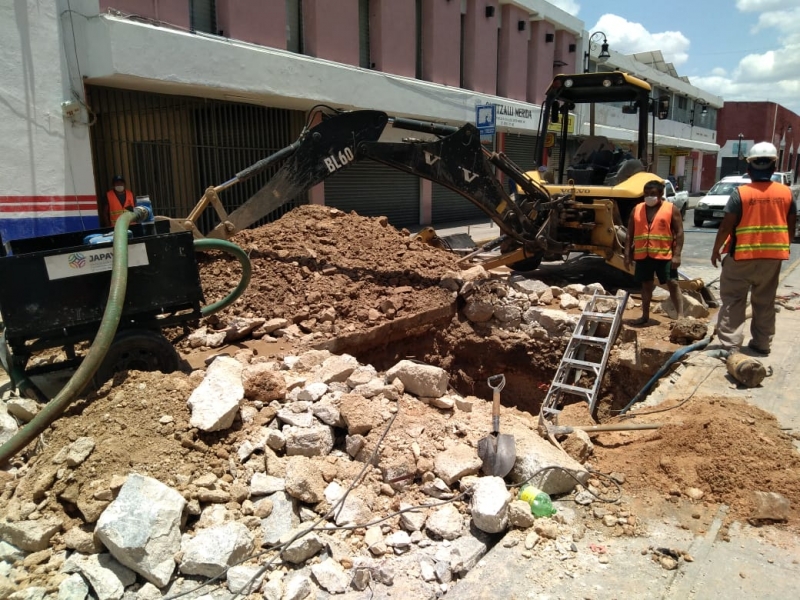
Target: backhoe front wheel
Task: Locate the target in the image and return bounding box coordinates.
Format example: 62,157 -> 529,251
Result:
510,253 -> 544,272
94,329 -> 179,387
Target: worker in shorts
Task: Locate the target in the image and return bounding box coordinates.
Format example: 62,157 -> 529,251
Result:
624,179 -> 684,326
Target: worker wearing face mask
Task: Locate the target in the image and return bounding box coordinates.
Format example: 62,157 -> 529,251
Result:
98,175 -> 135,228
624,180 -> 684,326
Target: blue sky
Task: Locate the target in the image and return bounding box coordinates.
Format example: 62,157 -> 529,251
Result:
552,0 -> 800,114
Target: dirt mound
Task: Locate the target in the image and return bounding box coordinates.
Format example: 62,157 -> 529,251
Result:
591,396 -> 800,522
197,205 -> 459,337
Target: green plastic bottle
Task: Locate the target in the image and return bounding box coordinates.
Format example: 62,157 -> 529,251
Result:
518,483 -> 556,517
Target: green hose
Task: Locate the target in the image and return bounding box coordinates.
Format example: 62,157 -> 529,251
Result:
193,238 -> 252,317
0,210 -> 144,467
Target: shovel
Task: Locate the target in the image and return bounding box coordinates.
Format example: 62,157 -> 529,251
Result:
477,374 -> 516,477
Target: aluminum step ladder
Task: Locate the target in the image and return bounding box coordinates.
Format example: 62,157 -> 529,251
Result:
538,290 -> 629,430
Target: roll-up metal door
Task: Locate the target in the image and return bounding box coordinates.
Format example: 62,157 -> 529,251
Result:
325,162 -> 420,228
504,134 -> 538,172
431,184 -> 485,224
656,155 -> 671,178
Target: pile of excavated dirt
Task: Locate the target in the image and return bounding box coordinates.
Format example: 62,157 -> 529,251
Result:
589,395 -> 800,524
197,205 -> 458,337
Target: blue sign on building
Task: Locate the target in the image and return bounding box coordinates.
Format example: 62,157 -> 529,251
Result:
476,104 -> 496,135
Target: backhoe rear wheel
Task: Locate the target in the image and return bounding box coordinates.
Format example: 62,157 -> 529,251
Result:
93,329 -> 179,387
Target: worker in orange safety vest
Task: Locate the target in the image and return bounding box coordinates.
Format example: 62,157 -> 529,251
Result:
711,141 -> 796,356
98,174 -> 135,228
624,179 -> 684,326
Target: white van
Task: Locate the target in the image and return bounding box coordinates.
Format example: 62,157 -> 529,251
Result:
694,176 -> 749,227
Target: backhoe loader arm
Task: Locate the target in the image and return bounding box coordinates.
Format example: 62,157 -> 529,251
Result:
187,109 -> 551,249
208,110 -> 391,238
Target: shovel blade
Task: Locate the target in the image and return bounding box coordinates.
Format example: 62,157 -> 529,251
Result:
477,433 -> 516,477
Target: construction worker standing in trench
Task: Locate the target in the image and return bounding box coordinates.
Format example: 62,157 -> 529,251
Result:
98,175 -> 135,228
711,142 -> 796,356
624,179 -> 684,326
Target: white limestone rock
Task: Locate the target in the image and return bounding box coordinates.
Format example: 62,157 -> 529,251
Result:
62,553 -> 136,600
179,522 -> 254,578
95,474 -> 186,587
187,356 -> 244,431
434,443 -> 482,486
385,360 -> 448,398
470,476 -> 510,533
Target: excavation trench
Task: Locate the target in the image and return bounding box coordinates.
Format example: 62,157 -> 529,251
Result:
315,305 -> 661,422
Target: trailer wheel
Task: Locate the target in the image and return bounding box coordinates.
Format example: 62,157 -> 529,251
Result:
94,330 -> 179,386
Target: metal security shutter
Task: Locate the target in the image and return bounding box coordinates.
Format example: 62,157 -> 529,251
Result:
86,85 -> 305,234
504,134 -> 538,172
325,162 -> 419,228
657,155 -> 671,178
431,184 -> 485,224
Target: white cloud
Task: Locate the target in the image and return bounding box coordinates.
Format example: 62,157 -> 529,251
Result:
589,14 -> 691,66
701,3 -> 800,112
585,7 -> 800,114
547,0 -> 581,15
736,0 -> 797,12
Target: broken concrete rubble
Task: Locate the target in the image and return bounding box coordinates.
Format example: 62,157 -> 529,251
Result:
385,360 -> 449,398
0,518 -> 62,552
94,474 -> 185,587
470,476 -> 511,533
187,356 -> 244,431
179,522 -> 254,578
62,553 -> 136,600
0,280 -> 708,600
506,423 -> 589,495
434,443 -> 482,486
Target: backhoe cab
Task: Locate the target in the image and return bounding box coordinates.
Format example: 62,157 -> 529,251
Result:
522,72 -> 671,271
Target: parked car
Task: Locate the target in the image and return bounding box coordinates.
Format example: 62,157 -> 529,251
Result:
741,171 -> 795,186
663,179 -> 689,219
693,176 -> 749,227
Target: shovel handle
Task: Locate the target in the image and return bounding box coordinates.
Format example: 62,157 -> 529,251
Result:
488,374 -> 505,430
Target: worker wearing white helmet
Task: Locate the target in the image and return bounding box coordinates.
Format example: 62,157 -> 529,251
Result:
711,141 -> 797,356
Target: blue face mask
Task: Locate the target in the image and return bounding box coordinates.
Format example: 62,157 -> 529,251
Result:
748,169 -> 773,182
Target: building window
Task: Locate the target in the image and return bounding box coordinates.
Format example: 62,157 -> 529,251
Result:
359,0 -> 371,68
416,0 -> 423,79
286,0 -> 303,53
677,96 -> 687,110
459,12 -> 465,88
190,0 -> 217,35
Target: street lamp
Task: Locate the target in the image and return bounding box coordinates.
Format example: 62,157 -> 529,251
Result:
787,126 -> 793,171
584,31 -> 610,74
737,133 -> 744,174
584,32 -> 610,135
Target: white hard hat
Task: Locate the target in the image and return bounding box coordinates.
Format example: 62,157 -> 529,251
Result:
746,141 -> 778,165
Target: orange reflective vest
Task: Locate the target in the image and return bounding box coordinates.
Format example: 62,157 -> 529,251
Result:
632,201 -> 674,260
730,182 -> 791,260
106,190 -> 134,225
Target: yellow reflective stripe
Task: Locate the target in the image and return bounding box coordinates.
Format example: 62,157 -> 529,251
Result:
736,225 -> 787,234
735,243 -> 790,250
633,234 -> 671,241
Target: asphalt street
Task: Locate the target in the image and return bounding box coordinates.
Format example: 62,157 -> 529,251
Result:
680,207 -> 800,288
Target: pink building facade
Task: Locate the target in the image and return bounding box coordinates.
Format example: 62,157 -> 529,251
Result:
98,0 -> 579,105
